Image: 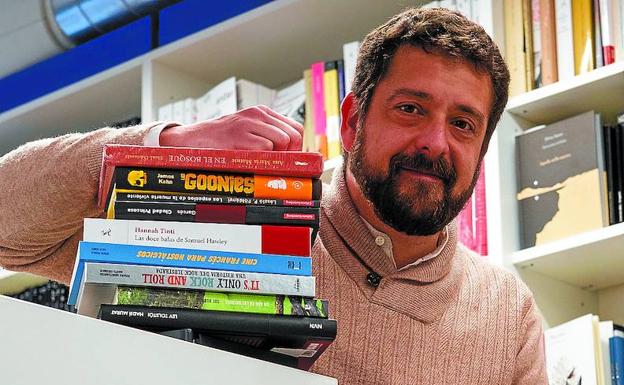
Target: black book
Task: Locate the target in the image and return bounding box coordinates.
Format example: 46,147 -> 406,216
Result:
158,328 -> 312,370
615,120 -> 624,223
114,191 -> 321,208
99,304 -> 336,363
113,200 -> 320,229
604,125 -> 617,224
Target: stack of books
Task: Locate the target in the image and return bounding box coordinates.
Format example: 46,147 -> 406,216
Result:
67,144 -> 336,370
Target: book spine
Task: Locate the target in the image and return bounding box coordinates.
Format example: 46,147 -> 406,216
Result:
98,304 -> 337,341
532,0 -> 543,88
324,61 -> 342,159
617,120 -> 624,222
84,262 -> 316,296
83,218 -> 311,257
504,0 -> 527,96
336,59 -> 346,102
69,242 -> 312,305
572,0 -> 595,75
523,0 -> 535,92
302,69 -> 317,153
599,0 -> 616,64
540,0 -> 559,85
115,286 -> 328,317
113,167 -> 322,201
605,125 -> 617,224
610,336 -> 624,385
594,0 -> 605,68
114,191 -> 320,207
555,0 -> 575,80
113,201 -> 320,228
342,41 -> 360,94
98,145 -> 324,208
311,61 -> 328,159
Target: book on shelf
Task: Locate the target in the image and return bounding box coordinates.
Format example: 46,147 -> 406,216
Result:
457,165 -> 488,255
611,336 -> 624,385
515,110 -> 608,249
599,320 -> 624,384
545,313 -> 605,385
115,286 -> 328,317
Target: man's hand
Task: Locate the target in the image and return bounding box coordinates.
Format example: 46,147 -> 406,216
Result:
159,105 -> 304,151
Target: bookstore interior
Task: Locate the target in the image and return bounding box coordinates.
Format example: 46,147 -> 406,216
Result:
1,0 -> 624,384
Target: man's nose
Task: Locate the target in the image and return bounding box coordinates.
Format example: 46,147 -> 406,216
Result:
409,117 -> 450,161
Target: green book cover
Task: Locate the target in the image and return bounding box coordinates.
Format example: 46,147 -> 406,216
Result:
116,286 -> 328,318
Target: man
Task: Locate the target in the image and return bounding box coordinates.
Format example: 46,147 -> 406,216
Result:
0,7 -> 547,384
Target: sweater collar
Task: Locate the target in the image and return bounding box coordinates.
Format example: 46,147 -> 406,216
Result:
320,162 -> 465,322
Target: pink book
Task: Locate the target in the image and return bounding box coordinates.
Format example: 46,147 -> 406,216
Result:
310,62 -> 327,136
458,167 -> 488,256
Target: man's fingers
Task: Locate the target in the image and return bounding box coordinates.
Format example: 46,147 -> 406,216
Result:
256,105 -> 304,136
249,122 -> 291,151
238,133 -> 274,151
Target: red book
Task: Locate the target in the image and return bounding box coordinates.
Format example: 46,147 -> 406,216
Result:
98,145 -> 324,209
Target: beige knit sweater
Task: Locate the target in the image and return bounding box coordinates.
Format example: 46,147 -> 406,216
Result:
0,125 -> 548,384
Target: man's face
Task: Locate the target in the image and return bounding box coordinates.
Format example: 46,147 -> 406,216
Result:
348,45 -> 493,236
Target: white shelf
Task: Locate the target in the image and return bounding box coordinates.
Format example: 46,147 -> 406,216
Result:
0,270 -> 48,295
0,295 -> 337,385
149,0 -> 427,89
506,61 -> 624,125
0,58 -> 142,156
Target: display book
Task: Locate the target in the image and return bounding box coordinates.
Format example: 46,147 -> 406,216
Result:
544,313 -> 624,385
70,144 -> 336,371
515,110 -> 624,249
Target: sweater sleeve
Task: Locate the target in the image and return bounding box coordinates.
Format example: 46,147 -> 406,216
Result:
513,292 -> 549,385
0,123 -> 175,284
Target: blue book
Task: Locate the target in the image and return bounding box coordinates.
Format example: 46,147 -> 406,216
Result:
68,242 -> 312,305
336,59 -> 346,102
610,336 -> 624,385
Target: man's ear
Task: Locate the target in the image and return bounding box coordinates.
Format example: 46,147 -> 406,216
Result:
340,92 -> 359,153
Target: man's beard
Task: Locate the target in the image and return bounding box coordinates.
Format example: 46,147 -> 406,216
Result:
349,128 -> 479,236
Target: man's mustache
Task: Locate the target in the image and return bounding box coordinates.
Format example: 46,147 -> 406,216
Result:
389,152 -> 456,187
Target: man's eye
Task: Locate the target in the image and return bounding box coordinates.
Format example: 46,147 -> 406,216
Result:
398,104 -> 418,114
452,119 -> 473,131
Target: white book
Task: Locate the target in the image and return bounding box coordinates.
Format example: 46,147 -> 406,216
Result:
439,0 -> 457,10
342,41 -> 360,94
183,97 -> 196,124
555,0 -> 575,80
196,77 -> 237,121
610,0 -> 623,62
237,79 -> 276,109
545,314 -> 603,385
75,262 -> 316,317
271,79 -> 305,123
421,1 -> 440,8
172,100 -> 185,123
83,218 -> 310,256
456,0 -> 473,19
157,103 -> 173,121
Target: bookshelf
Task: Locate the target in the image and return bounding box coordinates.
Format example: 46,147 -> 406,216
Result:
488,61 -> 624,328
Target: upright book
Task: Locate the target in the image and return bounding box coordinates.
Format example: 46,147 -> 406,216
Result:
98,145 -> 324,208
516,110 -> 607,248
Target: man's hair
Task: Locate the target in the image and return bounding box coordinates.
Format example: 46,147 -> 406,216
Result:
351,7 -> 510,155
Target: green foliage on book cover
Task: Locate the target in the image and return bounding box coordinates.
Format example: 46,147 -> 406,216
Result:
116,286 -> 328,317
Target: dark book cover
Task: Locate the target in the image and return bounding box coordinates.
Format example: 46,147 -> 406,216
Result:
113,201 -> 319,228
516,110 -> 608,248
616,118 -> 624,223
112,167 -> 322,201
98,304 -> 336,366
604,125 -> 616,224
